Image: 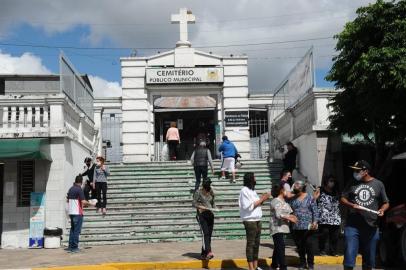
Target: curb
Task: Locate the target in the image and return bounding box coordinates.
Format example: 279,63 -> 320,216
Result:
32,256 -> 362,270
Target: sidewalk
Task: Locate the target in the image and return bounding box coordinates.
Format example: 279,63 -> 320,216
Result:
0,239 -> 354,270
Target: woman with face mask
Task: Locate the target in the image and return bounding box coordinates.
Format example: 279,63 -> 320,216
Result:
92,156 -> 110,215
192,177 -> 217,260
289,180 -> 319,270
313,175 -> 341,256
239,172 -> 270,270
269,184 -> 298,270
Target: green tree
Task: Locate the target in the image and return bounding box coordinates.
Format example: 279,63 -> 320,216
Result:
326,0 -> 406,178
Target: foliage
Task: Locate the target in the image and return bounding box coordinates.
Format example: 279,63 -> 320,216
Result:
326,0 -> 406,176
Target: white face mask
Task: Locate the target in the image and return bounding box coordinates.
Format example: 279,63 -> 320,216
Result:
353,172 -> 363,181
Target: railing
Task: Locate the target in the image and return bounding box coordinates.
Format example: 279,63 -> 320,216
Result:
0,94 -> 96,152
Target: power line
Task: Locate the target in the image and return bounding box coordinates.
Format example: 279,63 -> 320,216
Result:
0,36 -> 333,51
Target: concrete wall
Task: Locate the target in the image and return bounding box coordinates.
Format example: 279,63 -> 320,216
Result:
5,79 -> 60,95
1,159 -> 49,248
1,138 -> 91,248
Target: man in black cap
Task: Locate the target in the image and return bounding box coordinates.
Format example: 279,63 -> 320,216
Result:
341,160 -> 390,270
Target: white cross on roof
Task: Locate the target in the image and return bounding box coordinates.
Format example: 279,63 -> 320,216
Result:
171,8 -> 195,47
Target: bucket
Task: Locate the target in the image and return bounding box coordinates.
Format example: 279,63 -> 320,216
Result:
43,227 -> 63,249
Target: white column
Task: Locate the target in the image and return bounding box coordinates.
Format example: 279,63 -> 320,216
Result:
2,106 -> 9,128
34,106 -> 41,127
43,106 -> 49,127
78,113 -> 84,144
26,106 -> 33,128
48,98 -> 65,132
17,107 -> 24,127
10,106 -> 16,128
93,108 -> 103,156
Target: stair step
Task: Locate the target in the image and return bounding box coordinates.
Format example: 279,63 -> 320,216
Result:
71,160 -> 282,246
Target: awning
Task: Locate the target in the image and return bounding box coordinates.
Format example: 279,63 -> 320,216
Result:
0,138 -> 52,161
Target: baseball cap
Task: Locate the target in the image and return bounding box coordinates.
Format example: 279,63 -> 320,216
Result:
349,160 -> 371,171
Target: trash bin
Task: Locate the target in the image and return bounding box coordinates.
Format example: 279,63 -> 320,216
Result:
44,227 -> 63,249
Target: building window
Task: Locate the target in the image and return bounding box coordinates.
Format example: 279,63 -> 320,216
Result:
17,160 -> 35,207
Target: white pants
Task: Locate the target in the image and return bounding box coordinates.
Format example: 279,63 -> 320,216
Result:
221,157 -> 235,171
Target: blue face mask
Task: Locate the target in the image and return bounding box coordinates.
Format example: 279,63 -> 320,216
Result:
353,172 -> 363,181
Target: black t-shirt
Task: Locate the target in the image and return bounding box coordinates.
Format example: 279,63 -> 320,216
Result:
342,178 -> 389,227
283,148 -> 297,170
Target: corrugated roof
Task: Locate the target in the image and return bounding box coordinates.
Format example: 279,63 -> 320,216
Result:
154,96 -> 216,108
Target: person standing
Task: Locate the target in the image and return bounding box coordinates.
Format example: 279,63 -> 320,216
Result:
280,170 -> 294,199
219,136 -> 238,183
290,180 -> 319,270
166,122 -> 180,160
239,172 -> 270,270
282,142 -> 298,174
269,184 -> 298,270
67,175 -> 95,252
193,178 -> 217,260
341,160 -> 389,270
81,157 -> 96,200
93,156 -> 110,215
313,175 -> 341,256
190,141 -> 214,192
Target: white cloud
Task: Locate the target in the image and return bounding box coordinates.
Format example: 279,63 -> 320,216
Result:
0,50 -> 51,74
0,50 -> 122,98
0,0 -> 375,92
88,75 -> 122,98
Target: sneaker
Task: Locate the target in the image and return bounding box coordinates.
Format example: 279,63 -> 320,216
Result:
256,267 -> 264,270
70,248 -> 80,253
221,176 -> 226,180
206,252 -> 214,260
231,179 -> 236,183
64,247 -> 72,252
320,251 -> 327,256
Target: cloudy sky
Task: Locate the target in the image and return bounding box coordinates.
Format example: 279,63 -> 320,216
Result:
0,0 -> 374,97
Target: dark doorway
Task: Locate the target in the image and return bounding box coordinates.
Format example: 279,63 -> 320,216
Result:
155,110 -> 217,160
0,163 -> 3,246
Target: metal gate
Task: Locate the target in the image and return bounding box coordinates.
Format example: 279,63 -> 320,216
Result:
101,112 -> 122,163
249,111 -> 269,159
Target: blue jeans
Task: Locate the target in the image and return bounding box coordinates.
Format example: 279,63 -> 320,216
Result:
69,215 -> 83,250
344,225 -> 379,268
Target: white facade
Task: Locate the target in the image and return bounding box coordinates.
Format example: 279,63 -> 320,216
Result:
121,47 -> 251,162
272,89 -> 342,186
0,93 -> 96,248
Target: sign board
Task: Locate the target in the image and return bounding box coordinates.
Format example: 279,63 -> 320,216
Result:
146,67 -> 224,84
177,119 -> 183,130
225,111 -> 249,127
29,192 -> 46,248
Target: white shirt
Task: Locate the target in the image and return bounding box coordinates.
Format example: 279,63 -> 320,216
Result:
239,186 -> 262,221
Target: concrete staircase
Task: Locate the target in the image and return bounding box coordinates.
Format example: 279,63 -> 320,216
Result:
75,160 -> 282,246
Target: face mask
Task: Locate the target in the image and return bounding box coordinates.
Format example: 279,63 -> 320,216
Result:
353,172 -> 363,181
